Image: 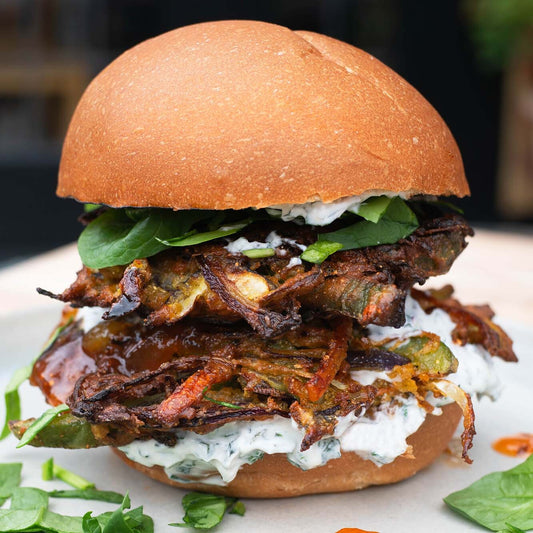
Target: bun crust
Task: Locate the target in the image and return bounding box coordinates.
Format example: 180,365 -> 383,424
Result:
112,403 -> 461,498
58,20 -> 468,210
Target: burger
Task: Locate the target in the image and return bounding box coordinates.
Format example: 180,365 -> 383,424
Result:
8,20 -> 516,498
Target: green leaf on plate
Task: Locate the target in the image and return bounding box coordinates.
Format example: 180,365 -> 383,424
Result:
0,463 -> 22,505
10,487 -> 49,510
50,489 -> 125,504
170,492 -> 245,530
444,454 -> 533,531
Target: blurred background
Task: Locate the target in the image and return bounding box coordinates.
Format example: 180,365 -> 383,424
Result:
1,0 -> 533,265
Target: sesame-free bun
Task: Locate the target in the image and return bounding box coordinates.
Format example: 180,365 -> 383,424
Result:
112,403 -> 461,498
57,20 -> 468,210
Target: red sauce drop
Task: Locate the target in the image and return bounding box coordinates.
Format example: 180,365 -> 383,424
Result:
492,434 -> 533,457
336,529 -> 379,533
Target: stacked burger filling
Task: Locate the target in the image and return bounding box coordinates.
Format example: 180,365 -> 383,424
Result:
12,197 -> 516,483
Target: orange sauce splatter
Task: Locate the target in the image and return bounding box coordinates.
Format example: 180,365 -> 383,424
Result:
492,434 -> 533,457
336,529 -> 379,533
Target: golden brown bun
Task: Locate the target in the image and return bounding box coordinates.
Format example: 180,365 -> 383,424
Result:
112,403 -> 461,498
58,20 -> 468,210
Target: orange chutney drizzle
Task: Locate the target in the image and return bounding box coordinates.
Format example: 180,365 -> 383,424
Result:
492,433 -> 533,457
336,529 -> 379,533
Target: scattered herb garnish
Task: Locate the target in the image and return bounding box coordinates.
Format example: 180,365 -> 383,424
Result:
0,463 -> 153,533
444,454 -> 533,531
1,317 -> 73,441
16,404 -> 69,449
170,492 -> 245,530
202,387 -> 242,410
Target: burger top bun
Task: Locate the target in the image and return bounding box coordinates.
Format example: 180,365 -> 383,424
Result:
57,20 -> 469,210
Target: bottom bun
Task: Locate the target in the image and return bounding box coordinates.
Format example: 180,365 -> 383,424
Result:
112,403 -> 461,498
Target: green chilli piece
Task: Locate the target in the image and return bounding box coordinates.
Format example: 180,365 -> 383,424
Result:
241,248 -> 275,258
10,412 -> 106,449
386,335 -> 458,375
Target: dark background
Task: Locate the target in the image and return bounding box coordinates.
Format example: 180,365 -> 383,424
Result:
0,0 -> 522,264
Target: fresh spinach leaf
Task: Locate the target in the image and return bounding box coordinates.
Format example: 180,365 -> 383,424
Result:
96,493 -> 153,533
49,489 -> 124,504
157,220 -> 249,247
0,508 -> 44,531
170,492 -> 245,529
0,463 -> 22,505
16,404 -> 69,448
78,209 -> 213,269
502,524 -> 526,533
302,197 -> 418,263
83,512 -> 102,533
356,196 -> 393,223
10,487 -> 49,510
444,454 -> 533,531
38,510 -> 84,533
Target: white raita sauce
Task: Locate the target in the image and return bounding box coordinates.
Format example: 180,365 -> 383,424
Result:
267,192 -> 409,226
116,295 -> 501,486
225,231 -> 307,266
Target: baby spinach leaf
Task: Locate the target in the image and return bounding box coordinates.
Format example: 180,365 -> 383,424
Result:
10,487 -> 49,510
170,492 -> 244,530
78,209 -> 213,269
0,508 -> 44,531
50,489 -> 125,504
157,220 -> 249,247
444,454 -> 533,531
16,404 -> 69,448
83,512 -> 102,533
0,463 -> 22,505
38,510 -> 84,533
356,196 -> 393,223
302,197 -> 418,263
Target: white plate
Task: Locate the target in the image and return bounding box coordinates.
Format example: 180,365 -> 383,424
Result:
0,310 -> 531,532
